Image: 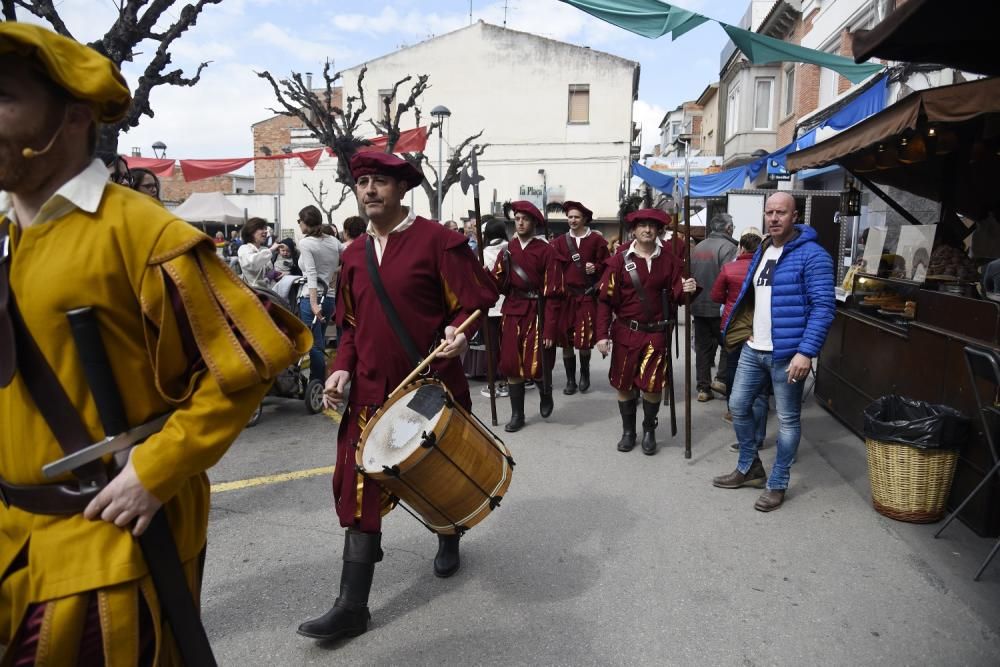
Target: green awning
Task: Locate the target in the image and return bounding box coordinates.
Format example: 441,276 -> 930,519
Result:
559,0 -> 885,84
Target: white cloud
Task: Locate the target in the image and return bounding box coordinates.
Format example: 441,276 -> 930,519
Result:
332,6 -> 467,39
633,99 -> 667,157
250,22 -> 354,65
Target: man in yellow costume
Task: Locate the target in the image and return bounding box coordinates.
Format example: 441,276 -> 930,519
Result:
0,23 -> 310,664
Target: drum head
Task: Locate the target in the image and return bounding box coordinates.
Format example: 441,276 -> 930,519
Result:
362,383 -> 447,472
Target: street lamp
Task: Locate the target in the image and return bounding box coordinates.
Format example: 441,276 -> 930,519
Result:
430,104 -> 451,219
152,141 -> 167,159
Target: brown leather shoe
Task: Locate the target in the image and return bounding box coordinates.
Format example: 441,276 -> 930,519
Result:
754,489 -> 786,512
697,390 -> 713,402
712,457 -> 766,489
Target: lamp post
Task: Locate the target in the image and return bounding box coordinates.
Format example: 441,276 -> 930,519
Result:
430,105 -> 451,220
152,141 -> 167,159
537,168 -> 547,229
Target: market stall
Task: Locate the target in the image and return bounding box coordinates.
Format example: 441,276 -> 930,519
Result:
786,76 -> 1000,536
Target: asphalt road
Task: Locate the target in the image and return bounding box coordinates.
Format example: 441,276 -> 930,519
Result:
203,351 -> 1000,666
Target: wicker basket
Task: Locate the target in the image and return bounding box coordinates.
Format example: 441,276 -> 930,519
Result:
865,438 -> 959,523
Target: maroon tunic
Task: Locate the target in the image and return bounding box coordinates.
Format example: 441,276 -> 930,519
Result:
554,231 -> 610,349
596,244 -> 693,394
492,236 -> 563,380
331,216 -> 499,530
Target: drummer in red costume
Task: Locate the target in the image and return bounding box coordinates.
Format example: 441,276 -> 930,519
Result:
555,201 -> 609,395
299,151 -> 498,642
493,200 -> 564,432
596,209 -> 698,455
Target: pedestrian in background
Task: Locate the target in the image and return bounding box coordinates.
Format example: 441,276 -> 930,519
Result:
691,213 -> 737,402
342,215 -> 365,248
130,167 -> 161,201
238,217 -> 275,289
712,228 -> 769,450
297,205 -> 341,384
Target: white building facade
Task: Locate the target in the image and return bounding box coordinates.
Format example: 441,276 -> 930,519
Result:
279,21 -> 639,228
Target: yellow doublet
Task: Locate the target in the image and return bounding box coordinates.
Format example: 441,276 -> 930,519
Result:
0,184 -> 309,653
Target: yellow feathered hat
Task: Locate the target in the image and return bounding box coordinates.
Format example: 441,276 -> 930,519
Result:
0,22 -> 131,123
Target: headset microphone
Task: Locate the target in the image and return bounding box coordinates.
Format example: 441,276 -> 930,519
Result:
22,111 -> 68,159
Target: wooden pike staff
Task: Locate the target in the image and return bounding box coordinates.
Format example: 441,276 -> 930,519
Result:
461,150 -> 499,425
683,189 -> 693,459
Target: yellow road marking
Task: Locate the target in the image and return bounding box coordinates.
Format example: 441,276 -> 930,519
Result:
211,466 -> 334,493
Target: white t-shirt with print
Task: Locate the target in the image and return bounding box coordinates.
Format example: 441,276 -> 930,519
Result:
748,244 -> 784,351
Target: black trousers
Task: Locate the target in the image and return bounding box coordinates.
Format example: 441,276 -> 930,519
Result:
693,315 -> 727,391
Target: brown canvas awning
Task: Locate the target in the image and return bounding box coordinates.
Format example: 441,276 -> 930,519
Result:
853,0 -> 1000,76
786,77 -> 1000,218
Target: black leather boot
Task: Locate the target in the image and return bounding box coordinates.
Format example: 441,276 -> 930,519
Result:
578,351 -> 591,393
433,533 -> 461,578
505,382 -> 525,432
562,354 -> 577,395
539,384 -> 554,418
616,398 -> 637,452
298,529 -> 382,641
641,398 -> 660,455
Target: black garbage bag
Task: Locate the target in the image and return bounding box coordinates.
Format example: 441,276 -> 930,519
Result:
863,394 -> 969,450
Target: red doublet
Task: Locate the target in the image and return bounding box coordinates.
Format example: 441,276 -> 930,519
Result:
331,216 -> 499,530
555,232 -> 610,349
492,236 -> 564,380
596,248 -> 691,394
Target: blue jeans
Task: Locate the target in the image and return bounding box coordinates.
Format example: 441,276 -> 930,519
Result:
299,295 -> 335,382
731,344 -> 804,490
726,342 -> 769,449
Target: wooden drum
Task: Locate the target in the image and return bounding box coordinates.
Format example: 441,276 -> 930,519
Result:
357,380 -> 514,535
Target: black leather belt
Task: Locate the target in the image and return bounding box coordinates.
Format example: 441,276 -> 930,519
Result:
620,319 -> 670,333
566,286 -> 595,297
0,476 -> 101,515
512,289 -> 540,300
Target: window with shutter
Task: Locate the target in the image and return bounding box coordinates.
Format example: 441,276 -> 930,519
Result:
568,84 -> 590,124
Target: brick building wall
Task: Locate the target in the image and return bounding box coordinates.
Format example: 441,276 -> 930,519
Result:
251,87 -> 343,195
788,9 -> 822,145
837,29 -> 854,94
159,169 -> 251,205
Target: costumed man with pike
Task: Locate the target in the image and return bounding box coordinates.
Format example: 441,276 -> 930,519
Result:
596,209 -> 698,455
492,200 -> 564,433
0,23 -> 310,663
301,151 -> 498,642
555,200 -> 609,396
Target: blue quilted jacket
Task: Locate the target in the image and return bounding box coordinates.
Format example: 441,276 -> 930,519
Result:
723,224 -> 835,361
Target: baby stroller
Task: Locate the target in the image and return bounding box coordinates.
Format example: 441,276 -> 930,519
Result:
246,276 -> 333,426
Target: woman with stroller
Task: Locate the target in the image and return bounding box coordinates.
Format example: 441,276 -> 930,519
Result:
297,205 -> 343,383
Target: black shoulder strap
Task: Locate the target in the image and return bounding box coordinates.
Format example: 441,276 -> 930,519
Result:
623,255 -> 654,321
0,220 -> 108,483
365,235 -> 423,367
565,234 -> 595,288
506,246 -> 536,290
0,220 -> 15,387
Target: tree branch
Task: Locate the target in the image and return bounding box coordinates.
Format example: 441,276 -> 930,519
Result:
13,0 -> 74,37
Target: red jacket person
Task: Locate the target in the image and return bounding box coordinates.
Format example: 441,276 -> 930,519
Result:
492,200 -> 564,432
299,151 -> 498,641
554,200 -> 609,395
596,209 -> 697,455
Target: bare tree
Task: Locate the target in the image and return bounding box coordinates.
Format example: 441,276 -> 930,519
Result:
8,0 -> 222,154
257,62 -> 373,214
372,98 -> 489,221
303,180 -> 351,225
260,63 -> 490,219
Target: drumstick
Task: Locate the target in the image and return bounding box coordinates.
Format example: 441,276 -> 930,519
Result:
389,310 -> 482,397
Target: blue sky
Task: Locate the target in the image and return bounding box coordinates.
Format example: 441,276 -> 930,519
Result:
23,0 -> 748,160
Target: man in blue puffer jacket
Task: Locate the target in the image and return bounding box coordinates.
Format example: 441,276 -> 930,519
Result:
712,192 -> 835,512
